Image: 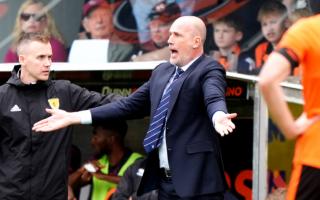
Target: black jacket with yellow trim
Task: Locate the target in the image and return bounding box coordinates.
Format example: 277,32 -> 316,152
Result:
0,65 -> 119,200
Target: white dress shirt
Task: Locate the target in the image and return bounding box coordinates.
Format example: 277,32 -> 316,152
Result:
158,57 -> 196,170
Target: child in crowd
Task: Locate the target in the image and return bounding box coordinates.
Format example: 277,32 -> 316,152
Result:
254,0 -> 289,72
211,14 -> 255,74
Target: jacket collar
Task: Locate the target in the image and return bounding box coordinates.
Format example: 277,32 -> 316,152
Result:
166,55 -> 205,118
7,65 -> 51,88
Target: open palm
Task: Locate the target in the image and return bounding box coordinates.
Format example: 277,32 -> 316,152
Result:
32,108 -> 74,132
214,112 -> 237,136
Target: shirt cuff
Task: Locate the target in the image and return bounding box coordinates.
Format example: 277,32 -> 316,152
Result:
77,110 -> 92,124
211,111 -> 226,125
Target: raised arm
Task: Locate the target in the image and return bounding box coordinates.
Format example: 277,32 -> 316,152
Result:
259,52 -> 320,139
32,108 -> 85,132
203,61 -> 237,136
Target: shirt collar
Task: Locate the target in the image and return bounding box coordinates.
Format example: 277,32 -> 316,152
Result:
17,68 -> 21,78
177,55 -> 201,72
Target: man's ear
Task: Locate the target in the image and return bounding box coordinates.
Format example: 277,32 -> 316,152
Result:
82,18 -> 89,32
193,36 -> 201,48
18,54 -> 25,65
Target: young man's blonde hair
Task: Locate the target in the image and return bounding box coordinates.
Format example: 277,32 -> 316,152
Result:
16,32 -> 50,55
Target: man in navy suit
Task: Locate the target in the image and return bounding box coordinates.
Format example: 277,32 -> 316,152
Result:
33,16 -> 237,200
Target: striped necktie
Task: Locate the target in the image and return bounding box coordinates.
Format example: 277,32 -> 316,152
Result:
143,67 -> 184,153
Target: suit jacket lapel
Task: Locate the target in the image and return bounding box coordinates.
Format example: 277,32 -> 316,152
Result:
166,55 -> 205,118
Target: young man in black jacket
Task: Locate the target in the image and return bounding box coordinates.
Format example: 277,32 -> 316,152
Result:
0,32 -> 119,200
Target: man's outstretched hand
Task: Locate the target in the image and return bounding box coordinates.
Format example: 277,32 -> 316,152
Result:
32,108 -> 80,132
214,112 -> 237,136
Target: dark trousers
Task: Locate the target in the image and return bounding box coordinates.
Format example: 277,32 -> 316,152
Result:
158,170 -> 224,200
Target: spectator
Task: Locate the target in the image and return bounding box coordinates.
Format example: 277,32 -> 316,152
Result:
147,1 -> 181,50
68,0 -> 138,63
211,14 -> 255,74
111,158 -> 158,200
254,0 -> 289,72
80,0 -> 113,40
132,1 -> 181,62
3,0 -> 67,62
128,0 -> 161,51
129,0 -> 195,51
69,120 -> 142,200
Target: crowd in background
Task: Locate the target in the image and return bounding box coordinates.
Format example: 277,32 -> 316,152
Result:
1,0 -> 315,78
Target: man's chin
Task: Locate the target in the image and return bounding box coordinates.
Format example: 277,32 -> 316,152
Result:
169,58 -> 177,65
39,76 -> 49,81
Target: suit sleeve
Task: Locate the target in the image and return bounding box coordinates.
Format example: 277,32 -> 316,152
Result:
65,81 -> 121,111
202,61 -> 228,118
90,81 -> 151,124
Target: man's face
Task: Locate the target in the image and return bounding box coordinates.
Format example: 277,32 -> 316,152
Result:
20,3 -> 47,33
83,7 -> 113,39
90,127 -> 113,157
260,14 -> 287,45
19,40 -> 52,83
168,20 -> 195,67
214,23 -> 242,50
149,19 -> 171,47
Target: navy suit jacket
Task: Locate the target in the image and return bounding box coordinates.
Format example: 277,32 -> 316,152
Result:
90,55 -> 228,197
